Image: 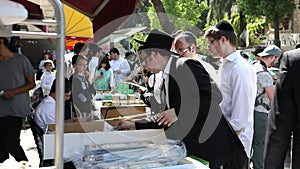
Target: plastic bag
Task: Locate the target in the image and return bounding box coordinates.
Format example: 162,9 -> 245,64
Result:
70,140 -> 189,169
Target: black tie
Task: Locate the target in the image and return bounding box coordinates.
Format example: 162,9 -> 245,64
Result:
161,78 -> 166,110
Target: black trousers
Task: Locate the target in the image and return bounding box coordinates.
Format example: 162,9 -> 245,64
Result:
0,116 -> 28,162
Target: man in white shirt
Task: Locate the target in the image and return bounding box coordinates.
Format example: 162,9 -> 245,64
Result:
109,48 -> 131,86
205,21 -> 257,168
35,79 -> 72,132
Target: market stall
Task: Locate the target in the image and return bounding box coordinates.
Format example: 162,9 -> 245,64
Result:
2,1 -> 209,168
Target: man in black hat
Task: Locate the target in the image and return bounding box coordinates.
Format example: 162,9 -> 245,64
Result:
118,29 -> 245,169
205,21 -> 257,168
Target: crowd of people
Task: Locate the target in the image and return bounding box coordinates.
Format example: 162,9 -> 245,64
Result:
116,21 -> 300,169
1,20 -> 300,169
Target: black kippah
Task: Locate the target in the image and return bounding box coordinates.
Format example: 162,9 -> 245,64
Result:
216,21 -> 234,32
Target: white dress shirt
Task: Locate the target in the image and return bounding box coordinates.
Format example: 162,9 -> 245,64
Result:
110,57 -> 130,86
162,57 -> 173,109
35,95 -> 56,132
220,50 -> 257,158
148,71 -> 163,104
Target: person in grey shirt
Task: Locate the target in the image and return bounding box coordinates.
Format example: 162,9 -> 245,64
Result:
0,37 -> 35,165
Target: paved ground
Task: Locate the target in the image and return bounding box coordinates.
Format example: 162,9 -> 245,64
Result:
0,129 -> 40,169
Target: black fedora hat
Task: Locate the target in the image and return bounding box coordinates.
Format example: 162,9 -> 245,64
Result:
135,29 -> 173,51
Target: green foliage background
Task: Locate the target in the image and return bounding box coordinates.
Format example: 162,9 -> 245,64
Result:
130,0 -> 296,55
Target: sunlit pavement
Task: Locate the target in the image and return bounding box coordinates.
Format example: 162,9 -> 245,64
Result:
0,129 -> 40,169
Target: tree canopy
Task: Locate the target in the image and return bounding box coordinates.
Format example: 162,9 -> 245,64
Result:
239,0 -> 295,22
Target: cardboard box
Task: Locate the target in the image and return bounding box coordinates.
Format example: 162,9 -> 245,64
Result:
47,121 -> 112,133
43,129 -> 167,159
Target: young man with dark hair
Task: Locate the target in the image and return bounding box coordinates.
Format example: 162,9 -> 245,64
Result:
205,21 -> 257,168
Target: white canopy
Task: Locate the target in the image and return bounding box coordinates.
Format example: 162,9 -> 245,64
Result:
0,0 -> 28,25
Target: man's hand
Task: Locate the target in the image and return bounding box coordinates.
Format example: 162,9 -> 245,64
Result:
157,108 -> 178,127
117,120 -> 136,130
2,90 -> 15,99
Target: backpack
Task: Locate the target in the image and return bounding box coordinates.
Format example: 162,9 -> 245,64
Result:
252,61 -> 271,110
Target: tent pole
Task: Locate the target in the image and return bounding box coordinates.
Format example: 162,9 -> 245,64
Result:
49,0 -> 65,168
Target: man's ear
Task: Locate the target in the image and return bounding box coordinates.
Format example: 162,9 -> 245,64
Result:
190,44 -> 196,53
220,36 -> 226,43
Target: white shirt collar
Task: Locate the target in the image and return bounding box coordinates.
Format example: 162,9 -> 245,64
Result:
163,57 -> 172,79
223,50 -> 240,63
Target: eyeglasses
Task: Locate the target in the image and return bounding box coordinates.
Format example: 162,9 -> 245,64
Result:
138,50 -> 151,63
175,47 -> 190,55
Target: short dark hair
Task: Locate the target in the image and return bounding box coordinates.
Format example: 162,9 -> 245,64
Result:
109,48 -> 119,55
0,37 -> 9,47
71,55 -> 78,65
205,21 -> 237,47
50,78 -> 72,94
73,42 -> 85,55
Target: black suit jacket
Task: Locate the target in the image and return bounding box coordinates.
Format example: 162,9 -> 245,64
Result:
265,49 -> 300,169
136,56 -> 244,166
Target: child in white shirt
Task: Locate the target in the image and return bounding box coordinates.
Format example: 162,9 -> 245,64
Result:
40,60 -> 55,96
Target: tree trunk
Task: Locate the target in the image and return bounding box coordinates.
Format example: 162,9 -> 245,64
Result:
274,16 -> 281,48
239,12 -> 247,47
150,0 -> 175,33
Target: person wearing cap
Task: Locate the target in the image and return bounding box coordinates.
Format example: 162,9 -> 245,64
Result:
250,45 -> 281,169
40,59 -> 56,96
264,47 -> 300,169
117,29 -> 245,169
205,20 -> 257,168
